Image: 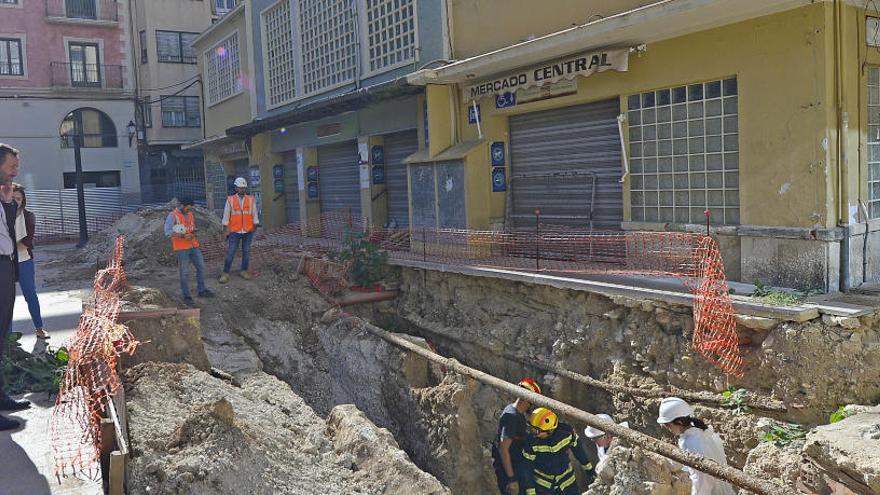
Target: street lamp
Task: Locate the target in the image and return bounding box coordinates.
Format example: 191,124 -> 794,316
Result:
127,120 -> 136,147
61,108 -> 89,248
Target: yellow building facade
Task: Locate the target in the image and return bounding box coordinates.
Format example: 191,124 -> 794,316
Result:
403,0 -> 880,291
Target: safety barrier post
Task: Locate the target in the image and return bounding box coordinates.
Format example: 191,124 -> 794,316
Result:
535,209 -> 541,272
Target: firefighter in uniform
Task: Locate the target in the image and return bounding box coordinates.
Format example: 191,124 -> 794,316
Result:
521,407 -> 595,495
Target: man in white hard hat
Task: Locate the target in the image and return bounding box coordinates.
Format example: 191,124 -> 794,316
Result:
219,177 -> 259,283
583,413 -> 629,464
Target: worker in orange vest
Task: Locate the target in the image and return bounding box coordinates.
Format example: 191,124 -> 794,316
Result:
164,197 -> 213,306
219,177 -> 259,283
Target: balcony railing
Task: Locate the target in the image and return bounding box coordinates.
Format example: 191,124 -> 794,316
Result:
45,0 -> 119,22
51,62 -> 124,89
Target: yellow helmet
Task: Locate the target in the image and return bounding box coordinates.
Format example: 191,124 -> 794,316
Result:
530,407 -> 558,432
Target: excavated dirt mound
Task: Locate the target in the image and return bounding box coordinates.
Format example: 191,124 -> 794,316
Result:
74,202 -> 222,274
124,362 -> 448,495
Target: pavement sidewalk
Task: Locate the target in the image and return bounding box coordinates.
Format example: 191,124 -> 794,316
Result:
1,243 -> 101,495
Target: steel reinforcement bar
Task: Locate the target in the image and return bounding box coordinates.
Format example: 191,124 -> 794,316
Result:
348,316 -> 787,495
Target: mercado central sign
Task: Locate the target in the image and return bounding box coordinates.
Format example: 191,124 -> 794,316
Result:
464,48 -> 630,100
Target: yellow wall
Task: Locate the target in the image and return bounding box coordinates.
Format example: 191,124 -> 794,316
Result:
444,3 -> 834,230
450,0 -> 660,59
248,133 -> 286,229
194,7 -> 252,138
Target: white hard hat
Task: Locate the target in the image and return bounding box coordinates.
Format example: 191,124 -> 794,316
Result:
234,177 -> 248,188
657,397 -> 695,424
584,414 -> 614,439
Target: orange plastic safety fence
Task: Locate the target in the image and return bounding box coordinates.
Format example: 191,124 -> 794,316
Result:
241,211 -> 743,376
51,236 -> 141,477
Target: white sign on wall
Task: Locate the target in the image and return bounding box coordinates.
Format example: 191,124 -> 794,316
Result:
464,48 -> 629,100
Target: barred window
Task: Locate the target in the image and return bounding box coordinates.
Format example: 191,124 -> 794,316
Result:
161,96 -> 200,127
628,78 -> 740,225
205,33 -> 241,105
262,0 -> 296,108
139,30 -> 147,64
0,38 -> 23,76
362,0 -> 417,73
296,0 -> 357,95
868,68 -> 880,218
157,31 -> 198,64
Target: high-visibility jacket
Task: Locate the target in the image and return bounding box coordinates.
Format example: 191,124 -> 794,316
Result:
226,194 -> 256,233
171,210 -> 199,251
521,423 -> 594,495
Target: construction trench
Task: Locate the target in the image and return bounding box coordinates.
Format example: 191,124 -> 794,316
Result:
63,206 -> 880,495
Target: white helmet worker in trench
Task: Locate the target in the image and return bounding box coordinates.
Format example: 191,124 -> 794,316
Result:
657,397 -> 735,495
583,413 -> 628,464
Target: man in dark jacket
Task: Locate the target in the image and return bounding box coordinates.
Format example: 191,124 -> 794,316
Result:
0,143 -> 29,432
521,407 -> 595,495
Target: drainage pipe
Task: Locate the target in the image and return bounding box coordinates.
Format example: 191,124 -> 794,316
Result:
350,317 -> 788,495
404,312 -> 788,413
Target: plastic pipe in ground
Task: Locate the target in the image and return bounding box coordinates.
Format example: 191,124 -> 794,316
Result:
349,317 -> 788,495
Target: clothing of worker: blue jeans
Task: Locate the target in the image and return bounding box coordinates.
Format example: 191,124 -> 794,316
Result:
223,231 -> 253,273
17,259 -> 43,330
176,248 -> 206,300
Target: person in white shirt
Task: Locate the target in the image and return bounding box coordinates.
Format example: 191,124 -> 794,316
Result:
219,177 -> 259,283
583,413 -> 629,464
8,185 -> 46,341
657,397 -> 736,495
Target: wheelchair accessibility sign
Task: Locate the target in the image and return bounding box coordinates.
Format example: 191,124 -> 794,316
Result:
495,92 -> 516,109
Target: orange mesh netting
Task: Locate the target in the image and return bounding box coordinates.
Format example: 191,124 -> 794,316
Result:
228,210 -> 742,376
52,236 -> 140,476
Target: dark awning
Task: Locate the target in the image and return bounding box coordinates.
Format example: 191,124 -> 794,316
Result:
226,77 -> 422,137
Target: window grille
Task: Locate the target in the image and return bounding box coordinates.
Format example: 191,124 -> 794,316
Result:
262,0 -> 296,107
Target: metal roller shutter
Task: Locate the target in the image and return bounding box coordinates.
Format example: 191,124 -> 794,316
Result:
318,141 -> 360,217
509,99 -> 623,230
383,130 -> 418,228
282,152 -> 299,224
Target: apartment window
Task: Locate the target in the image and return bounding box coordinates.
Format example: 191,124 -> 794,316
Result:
0,38 -> 23,76
362,0 -> 417,73
63,171 -> 121,188
205,33 -> 241,105
0,1 -> 20,5
160,96 -> 200,127
296,0 -> 357,95
60,108 -> 118,148
628,78 -> 740,225
262,0 -> 296,108
141,102 -> 152,128
68,42 -> 101,87
157,31 -> 198,64
139,30 -> 147,64
215,0 -> 236,14
868,68 -> 880,218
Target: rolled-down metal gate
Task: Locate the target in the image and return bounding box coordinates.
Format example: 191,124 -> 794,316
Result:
318,141 -> 360,217
508,99 -> 623,230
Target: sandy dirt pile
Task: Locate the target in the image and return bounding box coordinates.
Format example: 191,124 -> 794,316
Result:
124,362 -> 448,495
74,202 -> 223,274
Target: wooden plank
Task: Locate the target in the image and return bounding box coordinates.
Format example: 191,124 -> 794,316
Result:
117,308 -> 201,320
109,451 -> 125,495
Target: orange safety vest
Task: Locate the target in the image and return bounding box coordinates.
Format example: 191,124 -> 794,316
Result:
171,210 -> 200,251
226,194 -> 255,233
